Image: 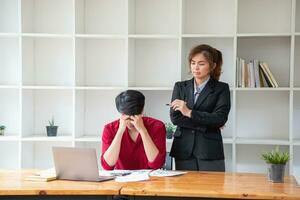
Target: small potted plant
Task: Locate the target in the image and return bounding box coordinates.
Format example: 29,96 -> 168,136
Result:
165,122 -> 176,139
46,117 -> 58,137
0,125 -> 6,136
261,147 -> 289,183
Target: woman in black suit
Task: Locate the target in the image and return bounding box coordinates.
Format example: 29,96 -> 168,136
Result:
170,44 -> 231,171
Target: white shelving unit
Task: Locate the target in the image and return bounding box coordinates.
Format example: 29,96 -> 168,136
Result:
0,0 -> 299,181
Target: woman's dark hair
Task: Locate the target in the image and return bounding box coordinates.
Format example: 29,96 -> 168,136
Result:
115,90 -> 145,115
188,44 -> 223,80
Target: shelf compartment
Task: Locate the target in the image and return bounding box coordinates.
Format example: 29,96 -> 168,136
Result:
75,0 -> 127,34
128,38 -> 180,87
22,0 -> 73,34
22,89 -> 73,137
238,0 -> 292,34
129,0 -> 179,35
182,0 -> 235,35
0,89 -> 20,137
22,37 -> 74,86
237,36 -> 291,87
0,37 -> 20,85
0,0 -> 19,33
75,38 -> 126,87
0,141 -> 19,169
236,144 -> 290,174
236,91 -> 289,140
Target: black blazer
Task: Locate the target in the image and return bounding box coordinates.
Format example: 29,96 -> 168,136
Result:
170,78 -> 231,160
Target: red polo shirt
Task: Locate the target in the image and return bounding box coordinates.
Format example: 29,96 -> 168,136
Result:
101,117 -> 166,170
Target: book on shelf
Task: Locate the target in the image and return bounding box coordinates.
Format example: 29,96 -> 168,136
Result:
261,62 -> 279,87
236,57 -> 279,88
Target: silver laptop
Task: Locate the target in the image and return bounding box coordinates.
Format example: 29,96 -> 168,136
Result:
52,146 -> 114,182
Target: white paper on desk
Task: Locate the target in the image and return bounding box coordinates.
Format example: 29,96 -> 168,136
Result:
114,171 -> 150,182
99,169 -> 151,177
149,169 -> 187,177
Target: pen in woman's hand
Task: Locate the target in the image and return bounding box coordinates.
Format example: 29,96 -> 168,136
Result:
165,103 -> 171,106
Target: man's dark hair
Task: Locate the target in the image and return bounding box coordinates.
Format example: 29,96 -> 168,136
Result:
115,90 -> 145,115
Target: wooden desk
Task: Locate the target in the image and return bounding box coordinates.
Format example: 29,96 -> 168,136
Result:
0,170 -> 123,200
1,170 -> 300,200
120,171 -> 300,200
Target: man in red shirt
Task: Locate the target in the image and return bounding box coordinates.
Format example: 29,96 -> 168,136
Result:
101,90 -> 166,170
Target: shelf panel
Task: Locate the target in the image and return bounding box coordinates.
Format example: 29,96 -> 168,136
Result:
293,140 -> 300,146
128,34 -> 179,39
237,33 -> 292,37
0,33 -> 18,37
0,135 -> 20,141
296,0 -> 300,33
22,86 -> 74,90
235,87 -> 291,91
182,34 -> 234,38
75,34 -> 127,39
75,136 -> 101,142
22,136 -> 73,142
22,33 -> 73,38
223,138 -> 233,144
294,36 -> 300,87
236,138 -> 290,145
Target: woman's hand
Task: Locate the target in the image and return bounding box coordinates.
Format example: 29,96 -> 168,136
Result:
130,115 -> 146,133
171,99 -> 192,118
